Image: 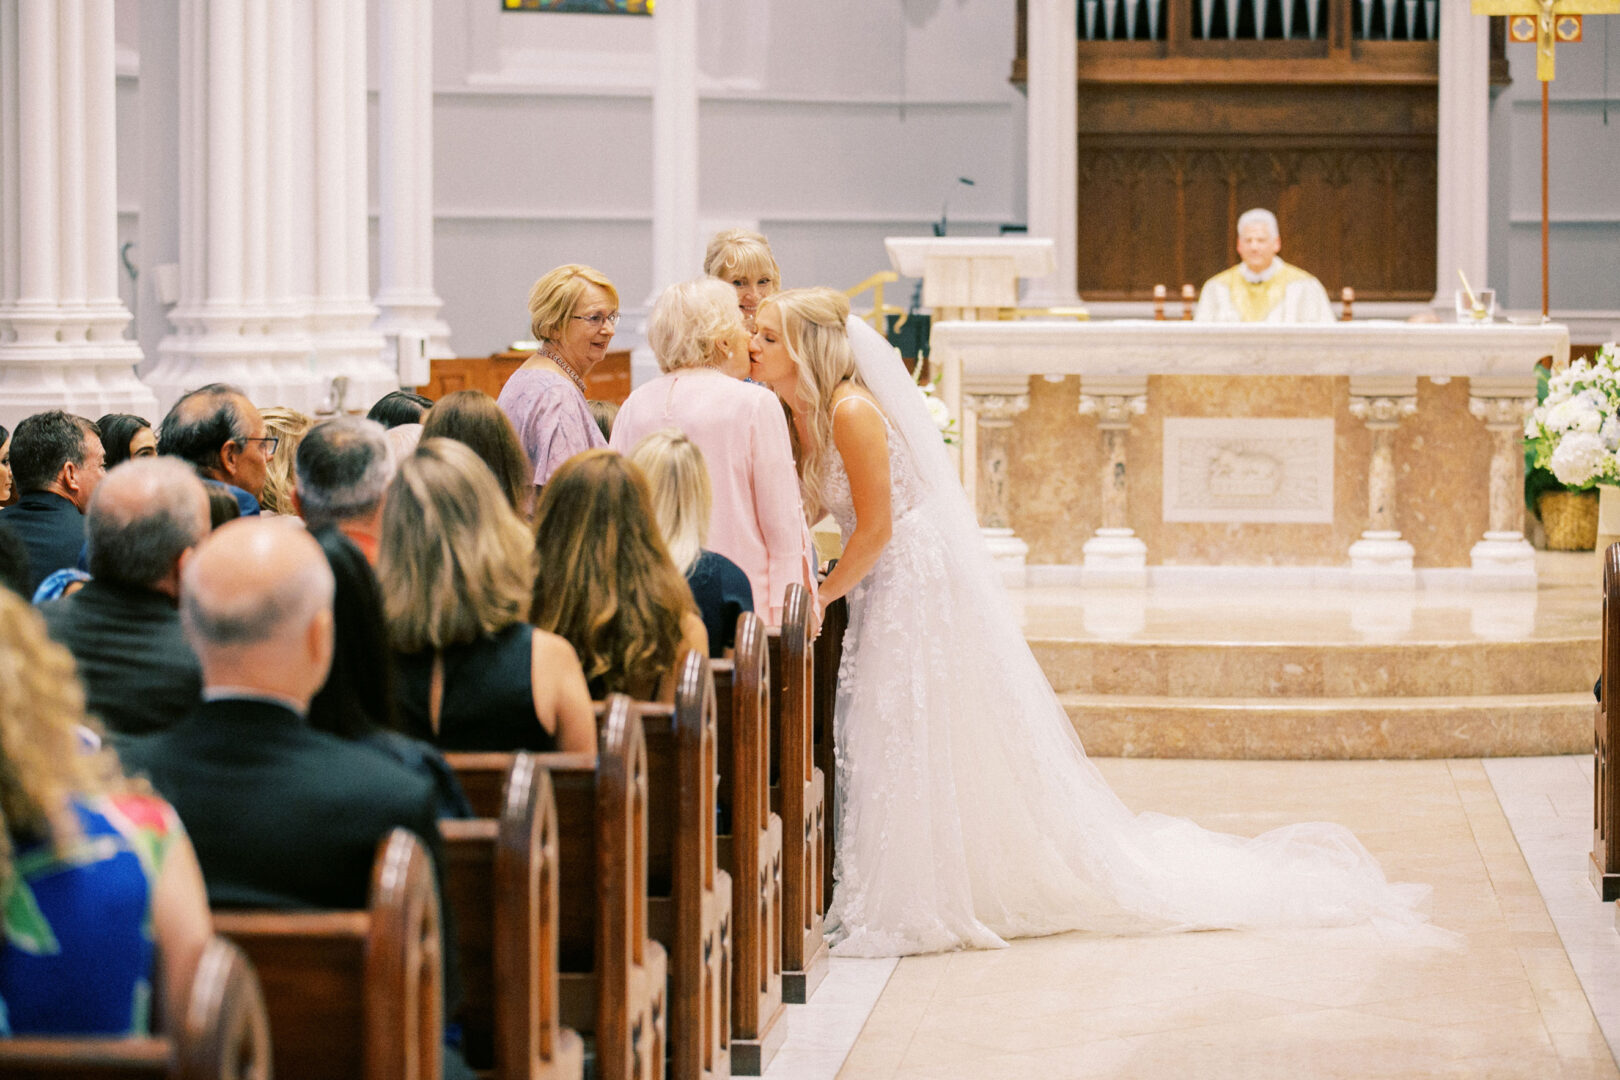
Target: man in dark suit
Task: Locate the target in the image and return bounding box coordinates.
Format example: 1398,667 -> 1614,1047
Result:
0,411 -> 105,595
118,516 -> 443,911
42,457 -> 210,737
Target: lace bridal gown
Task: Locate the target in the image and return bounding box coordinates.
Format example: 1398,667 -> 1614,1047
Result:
820,317 -> 1442,958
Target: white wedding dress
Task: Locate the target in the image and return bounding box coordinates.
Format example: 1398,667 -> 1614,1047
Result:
820,317 -> 1441,958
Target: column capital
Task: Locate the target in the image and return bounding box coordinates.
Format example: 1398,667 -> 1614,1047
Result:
1079,393 -> 1148,430
1468,395 -> 1536,430
1349,395 -> 1418,429
965,391 -> 1030,426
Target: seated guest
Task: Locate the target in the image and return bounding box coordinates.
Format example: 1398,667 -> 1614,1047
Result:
609,278 -> 817,624
0,411 -> 105,596
366,389 -> 434,429
291,416 -> 393,563
205,484 -> 240,529
0,588 -> 212,1035
704,227 -> 782,331
309,526 -> 472,820
588,399 -> 618,442
1195,208 -> 1333,323
380,439 -> 594,754
628,430 -> 753,659
40,459 -> 209,737
94,413 -> 157,469
118,518 -> 446,912
533,450 -> 708,702
0,422 -> 12,503
0,528 -> 27,597
156,383 -> 274,516
385,421 -> 423,466
422,389 -> 534,519
497,263 -> 616,492
257,406 -> 312,516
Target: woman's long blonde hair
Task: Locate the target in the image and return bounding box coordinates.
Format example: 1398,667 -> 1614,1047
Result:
0,589 -> 113,892
532,450 -> 694,698
627,429 -> 711,575
259,406 -> 312,515
378,438 -> 537,653
757,287 -> 859,518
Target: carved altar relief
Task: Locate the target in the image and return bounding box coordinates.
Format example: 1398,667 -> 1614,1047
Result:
1162,417 -> 1336,523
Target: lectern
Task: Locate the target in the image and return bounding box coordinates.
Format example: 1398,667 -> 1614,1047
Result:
883,237 -> 1059,586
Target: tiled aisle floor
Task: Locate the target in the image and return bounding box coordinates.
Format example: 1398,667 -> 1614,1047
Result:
759,757 -> 1620,1080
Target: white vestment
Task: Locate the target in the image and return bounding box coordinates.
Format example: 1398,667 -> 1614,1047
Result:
1194,257 -> 1334,323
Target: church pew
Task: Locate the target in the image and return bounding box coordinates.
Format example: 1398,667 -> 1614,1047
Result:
439,754 -> 585,1080
813,592 -> 849,918
765,584 -> 828,1003
711,612 -> 787,1075
211,828 -> 441,1080
638,650 -> 733,1080
450,698 -> 668,1080
1594,542 -> 1620,901
0,936 -> 271,1080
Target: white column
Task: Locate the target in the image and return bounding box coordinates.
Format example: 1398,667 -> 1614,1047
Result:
374,0 -> 451,382
1433,0 -> 1489,309
0,0 -> 153,430
1347,376 -> 1419,587
1078,375 -> 1149,587
1468,376 -> 1538,589
148,0 -> 316,417
649,0 -> 699,299
1024,0 -> 1082,307
305,0 -> 391,413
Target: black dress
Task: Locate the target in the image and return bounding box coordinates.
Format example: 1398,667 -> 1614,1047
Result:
394,622 -> 559,753
686,549 -> 754,657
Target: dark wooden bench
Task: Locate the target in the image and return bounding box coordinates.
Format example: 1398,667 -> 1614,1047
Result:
440,754 -> 585,1080
765,583 -> 828,1002
812,592 -> 848,917
211,828 -> 441,1080
0,936 -> 271,1080
711,612 -> 787,1074
451,697 -> 668,1080
638,650 -> 733,1080
1596,543 -> 1620,901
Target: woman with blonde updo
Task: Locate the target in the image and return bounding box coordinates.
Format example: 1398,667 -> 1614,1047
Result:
704,228 -> 781,330
0,588 -> 212,1033
532,450 -> 707,702
380,438 -> 594,754
753,287 -> 1437,959
497,263 -> 617,491
608,277 -> 815,624
627,429 -> 753,658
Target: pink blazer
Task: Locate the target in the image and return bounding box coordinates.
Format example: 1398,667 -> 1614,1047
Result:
609,368 -> 817,625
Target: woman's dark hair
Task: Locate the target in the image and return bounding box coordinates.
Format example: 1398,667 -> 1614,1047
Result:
0,423 -> 9,448
95,413 -> 153,469
421,390 -> 534,518
205,484 -> 240,529
308,527 -> 400,740
366,390 -> 434,430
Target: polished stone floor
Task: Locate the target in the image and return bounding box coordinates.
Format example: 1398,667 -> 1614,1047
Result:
758,756 -> 1620,1080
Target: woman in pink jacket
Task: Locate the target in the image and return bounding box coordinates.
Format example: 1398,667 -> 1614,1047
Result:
609,278 -> 817,625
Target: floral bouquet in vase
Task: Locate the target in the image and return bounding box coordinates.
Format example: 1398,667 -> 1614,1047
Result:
1525,344 -> 1620,489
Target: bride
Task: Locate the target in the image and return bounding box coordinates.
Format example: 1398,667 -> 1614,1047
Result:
750,286 -> 1442,958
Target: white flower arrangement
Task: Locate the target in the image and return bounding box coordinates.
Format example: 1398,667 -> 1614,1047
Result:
916,367 -> 958,444
1525,343 -> 1620,488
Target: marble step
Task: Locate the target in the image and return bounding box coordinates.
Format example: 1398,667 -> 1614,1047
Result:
1029,638 -> 1599,699
1057,691 -> 1593,759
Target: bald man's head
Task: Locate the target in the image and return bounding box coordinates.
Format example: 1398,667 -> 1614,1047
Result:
182,518 -> 333,649
158,383 -> 271,499
87,458 -> 210,589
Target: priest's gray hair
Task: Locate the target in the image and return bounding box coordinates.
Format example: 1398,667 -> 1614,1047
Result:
1237,208 -> 1279,239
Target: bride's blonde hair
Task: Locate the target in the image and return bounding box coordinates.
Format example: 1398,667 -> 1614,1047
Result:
758,287 -> 859,517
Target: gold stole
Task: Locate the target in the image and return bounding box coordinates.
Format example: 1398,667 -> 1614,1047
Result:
1215,261 -> 1310,322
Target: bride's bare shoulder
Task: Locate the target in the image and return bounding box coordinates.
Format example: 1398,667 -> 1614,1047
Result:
831,383 -> 885,425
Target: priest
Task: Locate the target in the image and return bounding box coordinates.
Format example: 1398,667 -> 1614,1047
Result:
1194,209 -> 1333,323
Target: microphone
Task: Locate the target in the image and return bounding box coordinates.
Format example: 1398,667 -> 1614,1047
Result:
934,176 -> 977,237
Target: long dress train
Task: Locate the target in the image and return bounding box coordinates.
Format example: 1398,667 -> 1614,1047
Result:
821,320 -> 1443,958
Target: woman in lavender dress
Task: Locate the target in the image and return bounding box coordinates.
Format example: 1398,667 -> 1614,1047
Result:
497,264 -> 619,494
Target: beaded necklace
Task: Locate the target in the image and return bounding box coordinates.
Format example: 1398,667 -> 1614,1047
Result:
540,342 -> 587,397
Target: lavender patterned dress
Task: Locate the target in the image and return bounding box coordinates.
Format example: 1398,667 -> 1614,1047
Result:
496,366 -> 606,487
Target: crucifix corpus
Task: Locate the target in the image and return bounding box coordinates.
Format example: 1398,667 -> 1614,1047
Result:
1470,0 -> 1619,318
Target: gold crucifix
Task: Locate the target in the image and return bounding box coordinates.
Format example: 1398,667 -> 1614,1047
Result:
1471,0 -> 1617,317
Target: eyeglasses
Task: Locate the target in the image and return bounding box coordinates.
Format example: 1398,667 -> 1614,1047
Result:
571,312 -> 621,330
239,436 -> 280,455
